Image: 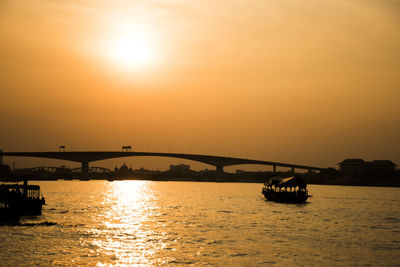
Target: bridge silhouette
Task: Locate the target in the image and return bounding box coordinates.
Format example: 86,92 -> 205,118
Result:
1,151 -> 325,177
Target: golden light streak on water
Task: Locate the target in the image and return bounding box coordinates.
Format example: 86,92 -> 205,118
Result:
93,181 -> 163,265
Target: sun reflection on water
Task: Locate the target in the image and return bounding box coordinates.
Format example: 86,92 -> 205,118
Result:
92,181 -> 164,266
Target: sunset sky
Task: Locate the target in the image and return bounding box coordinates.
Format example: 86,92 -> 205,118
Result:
0,0 -> 399,170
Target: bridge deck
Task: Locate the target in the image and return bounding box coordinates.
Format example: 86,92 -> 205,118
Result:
1,151 -> 325,171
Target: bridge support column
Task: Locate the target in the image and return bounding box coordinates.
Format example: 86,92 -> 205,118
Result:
291,167 -> 295,173
216,165 -> 224,173
273,165 -> 276,175
81,161 -> 89,177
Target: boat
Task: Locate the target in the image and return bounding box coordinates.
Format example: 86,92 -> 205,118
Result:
0,180 -> 45,223
262,175 -> 309,203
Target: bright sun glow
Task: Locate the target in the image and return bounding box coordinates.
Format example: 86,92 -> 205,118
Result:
109,34 -> 153,68
104,22 -> 156,70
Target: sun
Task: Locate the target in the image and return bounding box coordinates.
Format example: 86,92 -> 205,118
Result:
109,34 -> 153,69
104,23 -> 156,70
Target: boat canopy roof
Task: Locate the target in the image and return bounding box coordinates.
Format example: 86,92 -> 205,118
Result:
266,176 -> 307,188
0,184 -> 40,191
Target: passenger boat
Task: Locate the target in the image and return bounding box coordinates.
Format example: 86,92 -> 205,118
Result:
262,175 -> 309,203
0,180 -> 45,223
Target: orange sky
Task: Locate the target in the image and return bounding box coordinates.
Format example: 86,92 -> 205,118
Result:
0,0 -> 399,170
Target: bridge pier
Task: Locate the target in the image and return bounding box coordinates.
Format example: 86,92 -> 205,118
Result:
81,161 -> 89,177
273,165 -> 276,175
291,167 -> 295,173
216,165 -> 224,173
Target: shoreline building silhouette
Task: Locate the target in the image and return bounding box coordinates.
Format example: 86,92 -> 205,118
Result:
339,159 -> 397,176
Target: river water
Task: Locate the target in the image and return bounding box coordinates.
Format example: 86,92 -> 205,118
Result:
0,181 -> 399,266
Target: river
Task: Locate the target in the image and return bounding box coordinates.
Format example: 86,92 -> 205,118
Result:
1,181 -> 399,266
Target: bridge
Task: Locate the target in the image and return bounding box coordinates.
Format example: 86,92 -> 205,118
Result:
0,151 -> 325,177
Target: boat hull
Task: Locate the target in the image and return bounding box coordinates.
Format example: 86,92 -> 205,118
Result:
14,198 -> 44,216
262,188 -> 308,203
0,206 -> 20,224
